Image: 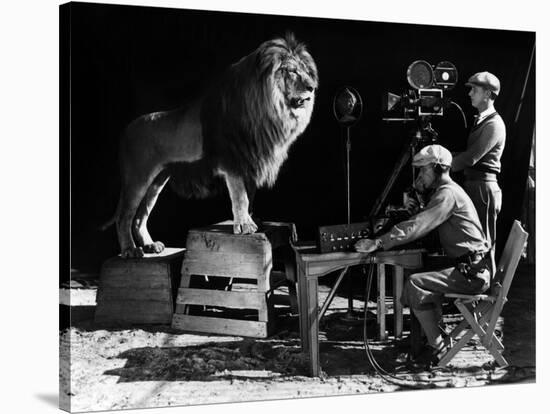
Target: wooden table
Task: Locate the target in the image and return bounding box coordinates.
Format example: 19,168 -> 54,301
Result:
293,245 -> 425,377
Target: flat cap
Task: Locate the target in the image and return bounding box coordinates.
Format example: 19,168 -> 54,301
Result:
465,71 -> 501,96
412,144 -> 453,167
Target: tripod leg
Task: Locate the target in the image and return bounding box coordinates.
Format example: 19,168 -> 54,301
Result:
369,145 -> 411,217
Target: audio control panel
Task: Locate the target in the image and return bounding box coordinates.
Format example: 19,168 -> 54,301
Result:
318,222 -> 372,253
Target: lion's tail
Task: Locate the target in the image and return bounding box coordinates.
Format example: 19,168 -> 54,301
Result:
98,197 -> 121,231
99,215 -> 117,231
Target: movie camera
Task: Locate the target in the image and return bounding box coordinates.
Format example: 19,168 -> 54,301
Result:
383,60 -> 458,119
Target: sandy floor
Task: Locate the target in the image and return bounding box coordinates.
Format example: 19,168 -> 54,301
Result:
59,265 -> 536,412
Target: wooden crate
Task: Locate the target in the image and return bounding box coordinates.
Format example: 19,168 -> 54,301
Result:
172,221 -> 297,338
94,248 -> 185,325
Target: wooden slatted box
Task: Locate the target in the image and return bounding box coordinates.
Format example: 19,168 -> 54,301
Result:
172,221 -> 296,338
94,248 -> 185,325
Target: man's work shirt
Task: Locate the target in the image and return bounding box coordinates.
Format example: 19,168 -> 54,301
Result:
379,181 -> 489,258
451,112 -> 506,182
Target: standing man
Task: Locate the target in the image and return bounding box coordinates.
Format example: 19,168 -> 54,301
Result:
452,72 -> 505,274
355,145 -> 490,366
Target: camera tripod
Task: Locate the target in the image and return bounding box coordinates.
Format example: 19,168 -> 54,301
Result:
370,118 -> 438,217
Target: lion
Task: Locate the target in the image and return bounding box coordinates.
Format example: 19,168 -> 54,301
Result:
104,33 -> 318,258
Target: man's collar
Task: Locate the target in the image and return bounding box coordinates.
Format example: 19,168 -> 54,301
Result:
428,176 -> 453,195
477,106 -> 496,122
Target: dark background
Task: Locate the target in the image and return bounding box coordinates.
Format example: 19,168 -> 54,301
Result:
61,2 -> 535,277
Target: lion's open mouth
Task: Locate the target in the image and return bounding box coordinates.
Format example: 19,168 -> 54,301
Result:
290,96 -> 312,108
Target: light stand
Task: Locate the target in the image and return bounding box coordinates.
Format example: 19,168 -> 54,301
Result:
343,126 -> 362,321
333,87 -> 363,322
346,127 -> 351,227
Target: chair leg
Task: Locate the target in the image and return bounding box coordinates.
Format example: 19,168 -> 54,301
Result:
457,302 -> 509,365
487,343 -> 509,367
438,328 -> 476,366
479,318 -> 505,350
491,333 -> 504,351
473,305 -> 505,351
439,327 -> 506,367
479,323 -> 504,351
439,301 -> 503,367
440,304 -> 479,364
468,305 -> 505,351
438,297 -> 508,367
447,318 -> 468,341
456,302 -> 489,341
447,301 -> 491,342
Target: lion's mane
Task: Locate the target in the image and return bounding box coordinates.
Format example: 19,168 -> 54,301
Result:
169,33 -> 318,198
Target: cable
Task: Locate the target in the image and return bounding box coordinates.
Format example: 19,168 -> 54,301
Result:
449,101 -> 468,129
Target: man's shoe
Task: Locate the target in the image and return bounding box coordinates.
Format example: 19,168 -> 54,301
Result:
409,345 -> 440,369
394,335 -> 427,351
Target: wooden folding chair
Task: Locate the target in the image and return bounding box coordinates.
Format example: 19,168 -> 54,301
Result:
437,220 -> 528,367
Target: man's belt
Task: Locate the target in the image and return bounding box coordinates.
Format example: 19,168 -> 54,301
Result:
456,251 -> 487,266
455,251 -> 489,278
471,164 -> 500,175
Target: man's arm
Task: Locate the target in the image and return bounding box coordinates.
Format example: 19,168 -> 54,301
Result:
378,188 -> 455,250
452,123 -> 504,172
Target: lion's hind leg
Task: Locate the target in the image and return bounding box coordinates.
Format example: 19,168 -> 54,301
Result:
116,188 -> 146,259
116,169 -> 162,259
133,169 -> 171,254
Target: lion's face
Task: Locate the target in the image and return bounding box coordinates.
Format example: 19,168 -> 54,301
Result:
256,35 -> 317,121
275,58 -> 317,116
278,62 -> 317,111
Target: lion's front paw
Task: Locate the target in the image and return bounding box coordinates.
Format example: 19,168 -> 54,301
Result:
233,217 -> 258,235
143,241 -> 165,254
121,247 -> 145,259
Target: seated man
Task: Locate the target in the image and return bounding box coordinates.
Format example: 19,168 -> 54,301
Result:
355,144 -> 491,366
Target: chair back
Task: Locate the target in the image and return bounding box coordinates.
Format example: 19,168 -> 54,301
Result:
492,220 -> 529,299
486,220 -> 528,340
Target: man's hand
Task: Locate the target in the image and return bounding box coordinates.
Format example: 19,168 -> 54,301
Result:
354,238 -> 380,253
405,198 -> 421,215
